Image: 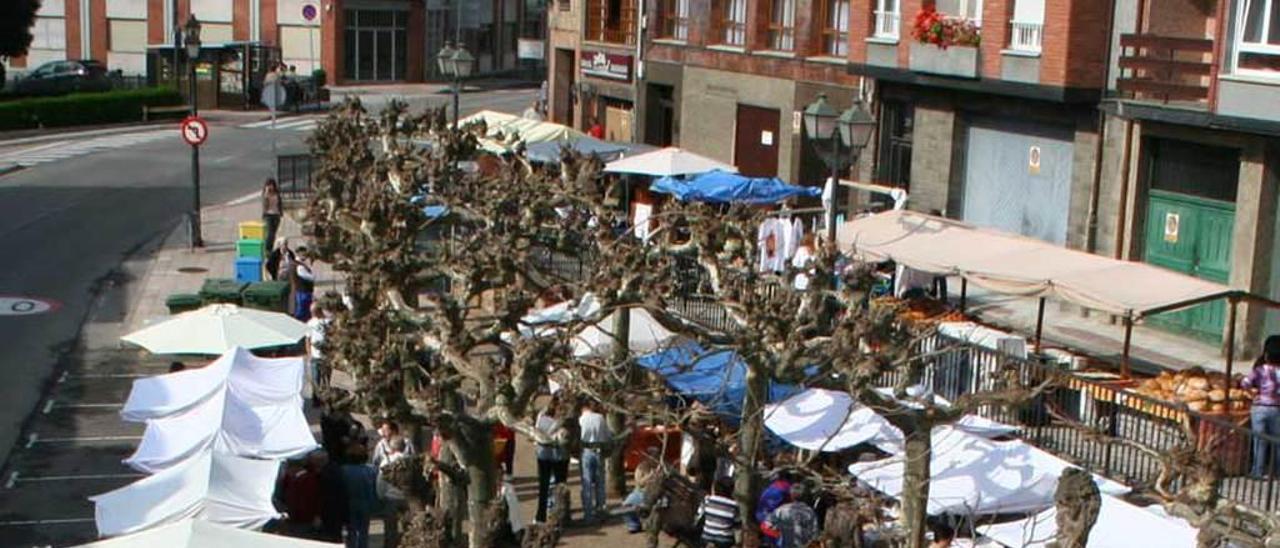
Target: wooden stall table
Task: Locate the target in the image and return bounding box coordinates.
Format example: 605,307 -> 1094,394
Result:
1196,411 -> 1251,476
624,425 -> 682,472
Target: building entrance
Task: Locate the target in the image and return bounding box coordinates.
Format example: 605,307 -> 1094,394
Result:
343,9 -> 408,82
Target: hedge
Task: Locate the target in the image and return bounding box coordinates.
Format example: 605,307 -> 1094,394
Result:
0,87 -> 185,131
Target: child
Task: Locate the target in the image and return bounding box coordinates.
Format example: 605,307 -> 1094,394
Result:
698,478 -> 740,548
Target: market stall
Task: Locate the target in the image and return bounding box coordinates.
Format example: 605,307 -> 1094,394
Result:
836,210 -> 1279,388
978,494 -> 1197,548
90,451 -> 281,537
75,518 -> 338,547
763,387 -> 1017,454
847,428 -> 1130,516
120,348 -> 314,473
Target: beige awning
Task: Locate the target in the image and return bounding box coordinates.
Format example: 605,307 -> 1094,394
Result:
836,210 -> 1257,318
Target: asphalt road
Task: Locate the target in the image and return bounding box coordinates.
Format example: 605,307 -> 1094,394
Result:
0,86 -> 534,546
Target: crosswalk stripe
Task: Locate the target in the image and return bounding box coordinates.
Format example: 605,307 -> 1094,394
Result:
0,129 -> 171,168
238,116 -> 321,130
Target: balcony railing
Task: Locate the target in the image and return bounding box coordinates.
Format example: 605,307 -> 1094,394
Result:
1009,21 -> 1043,53
874,10 -> 900,39
1116,33 -> 1215,105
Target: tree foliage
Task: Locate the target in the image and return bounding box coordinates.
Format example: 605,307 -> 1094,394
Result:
0,0 -> 40,58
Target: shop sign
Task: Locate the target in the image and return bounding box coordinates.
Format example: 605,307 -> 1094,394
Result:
580,50 -> 633,82
1164,212 -> 1180,243
518,39 -> 545,60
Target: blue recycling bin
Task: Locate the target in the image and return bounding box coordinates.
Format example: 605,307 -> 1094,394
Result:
235,257 -> 263,284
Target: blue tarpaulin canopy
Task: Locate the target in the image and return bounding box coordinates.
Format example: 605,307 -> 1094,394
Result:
636,342 -> 800,424
651,170 -> 821,205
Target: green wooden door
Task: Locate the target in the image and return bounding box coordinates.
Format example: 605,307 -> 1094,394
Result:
1144,190 -> 1234,341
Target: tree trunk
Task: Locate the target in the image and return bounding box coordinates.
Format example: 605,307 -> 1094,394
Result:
1049,468 -> 1101,548
899,425 -> 932,548
606,308 -> 632,497
455,420 -> 498,548
735,365 -> 769,539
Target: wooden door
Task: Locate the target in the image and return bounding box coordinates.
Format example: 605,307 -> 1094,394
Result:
1144,190 -> 1235,341
605,105 -> 632,142
733,104 -> 780,177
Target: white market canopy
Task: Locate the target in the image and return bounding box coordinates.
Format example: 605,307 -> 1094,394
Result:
603,147 -> 738,177
459,110 -> 588,154
764,388 -> 1017,453
979,495 -> 1198,548
121,304 -> 307,355
571,308 -> 678,358
121,348 -> 315,473
835,210 -> 1269,318
848,428 -> 1130,516
75,518 -> 339,547
90,451 -> 281,537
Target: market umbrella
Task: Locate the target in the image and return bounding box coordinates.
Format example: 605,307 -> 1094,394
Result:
603,147 -> 738,177
121,304 -> 306,355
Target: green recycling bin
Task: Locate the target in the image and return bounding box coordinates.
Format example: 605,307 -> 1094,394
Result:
165,293 -> 203,314
242,280 -> 290,313
199,278 -> 248,305
236,238 -> 265,259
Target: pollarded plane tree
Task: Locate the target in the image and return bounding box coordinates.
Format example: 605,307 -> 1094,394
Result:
306,100 -> 688,547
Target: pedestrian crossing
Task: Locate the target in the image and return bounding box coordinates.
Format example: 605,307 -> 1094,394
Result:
0,129 -> 172,169
237,116 -> 322,133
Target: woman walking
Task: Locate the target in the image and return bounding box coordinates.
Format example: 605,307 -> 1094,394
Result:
534,395 -> 569,523
262,178 -> 283,251
1244,335 -> 1280,477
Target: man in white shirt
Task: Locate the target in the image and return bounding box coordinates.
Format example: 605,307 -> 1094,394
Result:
305,303 -> 330,400
577,399 -> 611,523
372,420 -> 416,468
376,438 -> 408,548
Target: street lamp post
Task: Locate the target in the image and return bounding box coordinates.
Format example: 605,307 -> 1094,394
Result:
184,16 -> 204,248
803,93 -> 875,243
436,41 -> 474,129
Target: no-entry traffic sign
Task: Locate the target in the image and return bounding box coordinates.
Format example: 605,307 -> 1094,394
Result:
180,116 -> 209,146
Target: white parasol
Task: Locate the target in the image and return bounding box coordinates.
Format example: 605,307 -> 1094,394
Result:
603,147 -> 738,177
122,304 -> 306,355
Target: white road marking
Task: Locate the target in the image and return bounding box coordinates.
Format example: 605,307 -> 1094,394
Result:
44,401 -> 123,414
11,473 -> 142,484
30,435 -> 141,444
0,518 -> 95,526
238,116 -> 322,131
0,129 -> 171,168
63,373 -> 148,379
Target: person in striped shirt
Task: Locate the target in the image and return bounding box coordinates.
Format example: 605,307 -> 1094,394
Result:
698,478 -> 740,547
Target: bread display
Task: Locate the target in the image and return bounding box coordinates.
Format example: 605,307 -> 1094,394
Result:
1131,369 -> 1252,414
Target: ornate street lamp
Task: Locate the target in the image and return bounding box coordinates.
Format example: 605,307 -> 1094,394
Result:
437,41 -> 473,129
804,94 -> 877,242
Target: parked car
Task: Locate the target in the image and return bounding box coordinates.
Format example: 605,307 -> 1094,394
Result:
12,60 -> 113,96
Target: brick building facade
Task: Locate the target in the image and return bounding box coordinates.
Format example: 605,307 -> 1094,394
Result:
5,0 -> 547,87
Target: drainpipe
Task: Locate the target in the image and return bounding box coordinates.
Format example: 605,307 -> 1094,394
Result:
1084,0 -> 1119,255
634,0 -> 646,143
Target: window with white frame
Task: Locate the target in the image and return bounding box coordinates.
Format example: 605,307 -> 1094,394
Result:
715,0 -> 747,46
1008,0 -> 1043,52
960,0 -> 983,25
874,0 -> 900,39
30,17 -> 67,52
768,0 -> 796,50
823,0 -> 850,55
1236,0 -> 1280,75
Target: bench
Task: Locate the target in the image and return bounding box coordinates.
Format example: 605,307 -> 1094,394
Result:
142,104 -> 190,122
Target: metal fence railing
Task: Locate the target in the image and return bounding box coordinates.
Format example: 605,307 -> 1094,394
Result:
910,333 -> 1280,513
276,153 -> 317,201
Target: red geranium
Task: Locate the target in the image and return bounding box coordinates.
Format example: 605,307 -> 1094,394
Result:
911,5 -> 981,49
